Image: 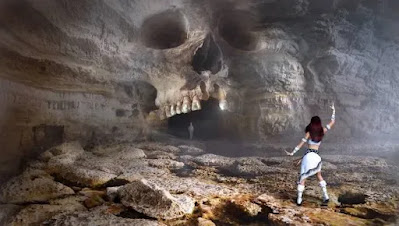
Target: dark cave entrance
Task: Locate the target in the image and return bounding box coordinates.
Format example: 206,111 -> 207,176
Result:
168,98 -> 228,140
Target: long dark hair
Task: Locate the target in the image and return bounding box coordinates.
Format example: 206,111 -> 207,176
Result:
305,116 -> 324,142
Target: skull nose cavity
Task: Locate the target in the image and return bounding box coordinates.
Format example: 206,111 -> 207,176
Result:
218,10 -> 260,51
192,34 -> 223,74
141,9 -> 188,49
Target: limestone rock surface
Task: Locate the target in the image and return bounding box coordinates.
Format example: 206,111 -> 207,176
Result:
178,145 -> 205,156
118,178 -> 195,219
91,144 -> 147,159
0,139 -> 397,225
8,201 -> 86,226
0,169 -> 74,204
148,159 -> 185,170
0,205 -> 22,226
193,154 -> 235,167
197,217 -> 216,226
44,211 -> 162,226
1,0 -> 399,184
147,176 -> 238,198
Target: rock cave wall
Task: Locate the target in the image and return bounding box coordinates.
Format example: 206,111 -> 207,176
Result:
0,0 -> 399,180
225,0 -> 399,141
0,78 -> 155,180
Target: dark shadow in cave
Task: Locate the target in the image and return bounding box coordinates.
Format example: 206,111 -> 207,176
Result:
218,10 -> 260,51
192,33 -> 223,74
168,98 -> 235,140
140,9 -> 187,49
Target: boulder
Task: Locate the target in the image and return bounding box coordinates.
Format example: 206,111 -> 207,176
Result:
41,142 -> 120,188
91,144 -> 146,160
53,164 -> 118,188
40,142 -> 84,164
0,169 -> 74,204
147,176 -> 237,198
118,178 -> 195,219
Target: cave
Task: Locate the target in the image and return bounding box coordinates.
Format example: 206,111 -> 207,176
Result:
0,0 -> 398,225
168,98 -> 228,140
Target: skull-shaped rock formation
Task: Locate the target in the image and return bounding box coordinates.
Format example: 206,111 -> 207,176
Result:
0,0 -> 399,181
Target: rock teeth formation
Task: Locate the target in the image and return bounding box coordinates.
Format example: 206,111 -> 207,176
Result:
0,0 -> 399,224
165,106 -> 172,118
170,105 -> 176,117
191,96 -> 201,111
175,101 -> 182,114
182,96 -> 191,114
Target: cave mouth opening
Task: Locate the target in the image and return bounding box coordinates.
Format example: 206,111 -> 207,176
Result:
140,9 -> 188,49
168,98 -> 229,140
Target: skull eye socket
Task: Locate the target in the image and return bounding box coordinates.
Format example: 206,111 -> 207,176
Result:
218,11 -> 260,51
140,10 -> 188,49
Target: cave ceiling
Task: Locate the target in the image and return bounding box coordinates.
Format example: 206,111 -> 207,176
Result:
0,0 -> 398,139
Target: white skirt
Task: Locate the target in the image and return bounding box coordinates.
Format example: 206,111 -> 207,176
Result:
299,152 -> 322,183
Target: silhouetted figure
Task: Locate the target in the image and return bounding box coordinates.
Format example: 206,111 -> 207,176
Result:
188,122 -> 194,140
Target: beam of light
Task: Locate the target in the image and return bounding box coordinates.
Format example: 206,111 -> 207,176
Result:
219,99 -> 227,111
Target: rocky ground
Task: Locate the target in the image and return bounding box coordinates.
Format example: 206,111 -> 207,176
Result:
0,140 -> 398,226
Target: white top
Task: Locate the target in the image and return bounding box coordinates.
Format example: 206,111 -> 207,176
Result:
307,125 -> 330,146
308,139 -> 321,146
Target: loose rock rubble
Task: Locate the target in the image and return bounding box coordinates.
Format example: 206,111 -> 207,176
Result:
0,141 -> 397,225
43,211 -> 163,226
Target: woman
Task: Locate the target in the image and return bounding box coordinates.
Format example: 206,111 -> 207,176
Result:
286,103 -> 335,205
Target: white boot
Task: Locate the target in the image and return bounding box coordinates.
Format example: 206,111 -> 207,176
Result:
297,184 -> 305,205
319,180 -> 329,203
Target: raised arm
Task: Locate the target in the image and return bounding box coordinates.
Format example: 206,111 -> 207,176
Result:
324,103 -> 335,133
286,132 -> 310,156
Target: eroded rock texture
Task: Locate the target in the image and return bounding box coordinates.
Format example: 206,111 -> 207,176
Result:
0,141 -> 397,225
0,0 -> 398,195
